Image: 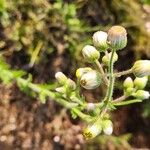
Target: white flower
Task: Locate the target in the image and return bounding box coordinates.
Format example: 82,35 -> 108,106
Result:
107,26 -> 127,50
55,72 -> 67,85
80,70 -> 101,89
102,120 -> 113,135
132,60 -> 150,77
123,77 -> 134,89
82,45 -> 100,62
93,31 -> 108,51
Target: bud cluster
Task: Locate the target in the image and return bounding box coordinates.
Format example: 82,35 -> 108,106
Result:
55,72 -> 76,95
54,25 -> 149,141
123,76 -> 149,99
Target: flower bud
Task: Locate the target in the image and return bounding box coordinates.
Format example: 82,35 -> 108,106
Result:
82,45 -> 100,62
132,60 -> 150,77
76,67 -> 92,79
107,26 -> 127,50
55,72 -> 67,85
86,103 -> 96,111
133,90 -> 150,99
55,87 -> 66,94
92,31 -> 108,51
123,77 -> 134,89
66,79 -> 76,91
102,52 -> 118,66
80,70 -> 101,89
134,76 -> 148,90
83,119 -> 102,140
102,120 -> 113,135
124,87 -> 134,96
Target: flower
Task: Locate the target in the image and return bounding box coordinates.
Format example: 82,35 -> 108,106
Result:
80,70 -> 101,89
92,31 -> 108,51
133,90 -> 150,99
55,72 -> 67,85
134,76 -> 148,89
66,79 -> 76,91
107,26 -> 127,50
123,77 -> 134,89
82,45 -> 100,62
76,67 -> 92,79
102,52 -> 118,66
132,60 -> 150,77
83,119 -> 102,140
102,120 -> 113,135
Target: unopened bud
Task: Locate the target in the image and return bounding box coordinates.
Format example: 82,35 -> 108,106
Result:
124,87 -> 134,96
83,119 -> 102,140
107,26 -> 127,50
133,90 -> 150,99
55,72 -> 67,85
92,31 -> 108,51
76,67 -> 92,79
132,60 -> 150,77
102,120 -> 113,135
102,52 -> 118,66
80,70 -> 101,90
123,77 -> 134,89
55,87 -> 66,94
82,45 -> 100,62
134,76 -> 148,90
66,79 -> 76,91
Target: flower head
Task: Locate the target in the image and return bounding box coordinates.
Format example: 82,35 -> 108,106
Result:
133,90 -> 150,99
55,72 -> 67,85
102,120 -> 113,135
102,52 -> 118,66
76,67 -> 92,79
132,60 -> 150,77
123,77 -> 134,89
92,31 -> 108,51
82,45 -> 100,62
80,70 -> 101,89
83,119 -> 102,140
134,76 -> 148,90
107,26 -> 127,50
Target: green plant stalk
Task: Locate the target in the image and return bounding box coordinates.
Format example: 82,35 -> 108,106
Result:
113,99 -> 142,106
100,48 -> 116,117
16,77 -> 92,121
95,60 -> 109,86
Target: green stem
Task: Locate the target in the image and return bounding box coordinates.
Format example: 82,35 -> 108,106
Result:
113,99 -> 142,106
95,60 -> 109,86
115,69 -> 132,77
101,49 -> 116,117
17,77 -> 93,121
113,95 -> 127,103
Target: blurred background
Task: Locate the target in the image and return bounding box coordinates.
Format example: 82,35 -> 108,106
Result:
0,0 -> 150,149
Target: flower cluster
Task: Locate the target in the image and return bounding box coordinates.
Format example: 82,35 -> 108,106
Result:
54,25 -> 150,140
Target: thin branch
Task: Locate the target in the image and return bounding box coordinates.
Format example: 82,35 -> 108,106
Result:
95,60 -> 109,86
115,69 -> 133,77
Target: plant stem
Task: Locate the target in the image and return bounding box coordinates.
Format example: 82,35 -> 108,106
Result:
115,69 -> 132,77
100,49 -> 116,117
113,95 -> 127,103
95,60 -> 109,86
17,77 -> 93,122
